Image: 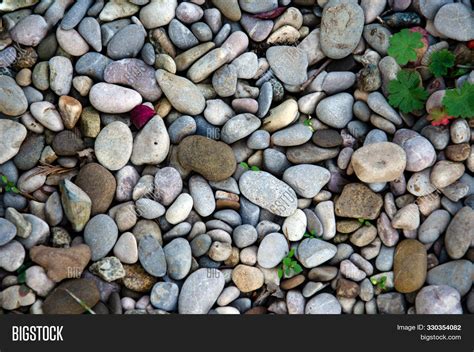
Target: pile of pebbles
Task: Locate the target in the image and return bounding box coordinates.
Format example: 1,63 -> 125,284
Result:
0,0 -> 473,315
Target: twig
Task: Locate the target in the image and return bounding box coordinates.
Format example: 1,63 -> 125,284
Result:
300,58 -> 332,91
64,289 -> 96,314
31,162 -> 75,177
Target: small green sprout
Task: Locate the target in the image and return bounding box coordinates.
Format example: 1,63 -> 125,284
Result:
303,118 -> 315,132
278,249 -> 303,279
303,229 -> 321,239
239,162 -> 260,171
371,276 -> 388,291
1,175 -> 20,194
358,218 -> 371,227
16,263 -> 32,284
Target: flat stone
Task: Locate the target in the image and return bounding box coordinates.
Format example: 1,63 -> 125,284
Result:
150,282 -> 179,311
94,121 -> 133,171
138,234 -> 167,277
104,59 -> 161,101
320,0 -> 364,59
427,260 -> 472,296
10,15 -> 48,46
0,76 -> 28,117
232,265 -> 264,293
283,164 -> 331,198
107,24 -> 145,59
84,214 -> 119,261
131,116 -> 170,166
297,238 -> 337,268
239,171 -> 297,217
0,119 -> 27,164
42,279 -> 100,314
30,244 -> 91,282
434,3 -> 473,42
163,238 -> 192,280
178,268 -> 225,314
75,53 -> 113,81
156,69 -> 205,115
393,239 -> 427,293
89,83 -> 142,113
415,285 -> 462,314
257,233 -> 289,268
0,240 -> 25,272
140,0 -> 177,29
154,167 -> 183,206
221,113 -> 261,144
266,46 -> 308,85
335,183 -> 383,220
445,206 -> 474,259
316,93 -> 354,129
305,293 -> 341,314
177,135 -> 236,182
351,142 -> 406,183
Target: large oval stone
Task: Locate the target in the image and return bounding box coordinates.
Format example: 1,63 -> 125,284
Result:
89,83 -> 142,113
239,171 -> 297,217
393,239 -> 427,293
177,135 -> 236,182
94,121 -> 133,171
155,69 -> 205,115
42,279 -> 100,314
351,142 -> 406,183
178,268 -> 225,314
0,76 -> 28,117
75,163 -> 116,215
320,0 -> 364,59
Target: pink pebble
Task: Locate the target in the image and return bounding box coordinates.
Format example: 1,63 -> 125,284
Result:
131,104 -> 155,129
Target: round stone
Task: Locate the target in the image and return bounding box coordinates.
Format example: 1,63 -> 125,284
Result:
316,93 -> 354,129
231,265 -> 264,293
150,282 -> 179,311
351,142 -> 407,183
177,136 -> 236,182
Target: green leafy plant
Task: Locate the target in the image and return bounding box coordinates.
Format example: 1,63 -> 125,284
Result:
239,162 -> 260,171
278,249 -> 303,279
429,49 -> 455,78
371,276 -> 388,291
388,70 -> 429,113
358,218 -> 371,227
0,174 -> 20,194
387,29 -> 424,66
442,82 -> 474,119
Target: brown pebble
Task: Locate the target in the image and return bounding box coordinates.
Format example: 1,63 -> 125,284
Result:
280,274 -> 305,290
445,143 -> 470,161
